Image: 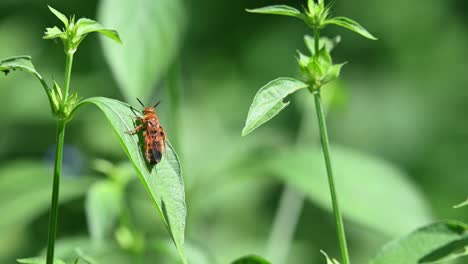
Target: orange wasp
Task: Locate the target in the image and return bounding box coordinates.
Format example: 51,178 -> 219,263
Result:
125,98 -> 166,164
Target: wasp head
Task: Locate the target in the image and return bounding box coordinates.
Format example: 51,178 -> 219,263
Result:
143,107 -> 156,115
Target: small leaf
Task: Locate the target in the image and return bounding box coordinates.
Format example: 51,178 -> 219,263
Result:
72,97 -> 187,263
231,255 -> 271,264
43,26 -> 65,40
454,198 -> 468,209
325,16 -> 377,40
75,18 -> 122,44
17,257 -> 66,264
98,0 -> 186,100
322,62 -> 346,84
47,6 -> 69,27
320,250 -> 340,264
369,221 -> 468,264
86,181 -> 122,242
242,78 -> 309,136
247,5 -> 304,20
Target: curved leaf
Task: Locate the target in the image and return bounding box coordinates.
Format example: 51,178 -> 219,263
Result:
242,78 -> 309,136
47,6 -> 68,27
75,18 -> 122,44
98,0 -> 186,100
246,5 -> 304,20
73,97 -> 187,263
0,161 -> 94,233
321,250 -> 340,264
86,181 -> 122,242
325,17 -> 377,40
454,198 -> 468,209
369,221 -> 468,264
269,145 -> 432,236
232,255 -> 271,264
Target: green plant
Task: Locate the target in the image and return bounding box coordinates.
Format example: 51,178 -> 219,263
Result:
0,6 -> 186,264
242,0 -> 376,263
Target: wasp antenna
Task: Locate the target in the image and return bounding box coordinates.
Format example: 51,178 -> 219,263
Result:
154,100 -> 162,108
136,98 -> 145,108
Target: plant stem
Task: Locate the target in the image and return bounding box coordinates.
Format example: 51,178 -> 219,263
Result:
314,28 -> 320,54
63,52 -> 74,99
46,120 -> 66,264
313,91 -> 350,264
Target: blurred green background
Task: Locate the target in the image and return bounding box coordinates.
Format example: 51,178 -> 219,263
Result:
0,0 -> 467,263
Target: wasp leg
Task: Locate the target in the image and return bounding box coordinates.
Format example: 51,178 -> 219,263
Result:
125,124 -> 143,135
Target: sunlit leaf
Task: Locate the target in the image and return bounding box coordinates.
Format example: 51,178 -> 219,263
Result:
320,250 -> 340,264
86,181 -> 122,242
242,78 -> 309,136
325,17 -> 377,40
231,255 -> 271,264
269,145 -> 432,236
73,97 -> 187,263
98,0 -> 186,100
0,161 -> 94,233
75,18 -> 122,44
454,198 -> 468,209
17,257 -> 66,264
370,221 -> 468,264
247,5 -> 304,20
47,6 -> 69,28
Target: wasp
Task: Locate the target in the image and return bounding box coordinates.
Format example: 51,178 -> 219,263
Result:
125,98 -> 166,164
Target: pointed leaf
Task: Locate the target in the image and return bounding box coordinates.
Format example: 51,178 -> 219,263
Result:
75,18 -> 122,44
370,221 -> 468,264
72,97 -> 187,263
320,250 -> 340,264
242,78 -> 309,136
454,198 -> 468,208
47,6 -> 69,27
325,16 -> 377,40
247,5 -> 304,20
232,255 -> 271,264
98,0 -> 186,100
269,146 -> 432,236
0,56 -> 50,95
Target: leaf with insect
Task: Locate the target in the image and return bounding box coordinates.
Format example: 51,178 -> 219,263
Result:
325,16 -> 377,40
98,0 -> 186,100
242,78 -> 309,136
71,97 -> 187,263
370,220 -> 468,264
231,255 -> 271,264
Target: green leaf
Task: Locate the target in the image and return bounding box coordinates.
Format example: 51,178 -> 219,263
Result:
370,221 -> 468,264
98,0 -> 186,100
86,181 -> 122,242
47,6 -> 69,27
325,16 -> 377,40
269,146 -> 432,236
0,161 -> 94,233
242,78 -> 309,136
231,255 -> 271,264
43,26 -> 65,40
419,236 -> 468,263
17,257 -> 66,264
246,5 -> 304,20
75,18 -> 122,44
320,250 -> 340,264
73,97 -> 187,263
454,198 -> 468,208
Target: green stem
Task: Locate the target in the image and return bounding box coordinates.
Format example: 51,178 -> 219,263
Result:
46,121 -> 66,264
314,28 -> 320,54
63,52 -> 74,100
313,91 -> 350,264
